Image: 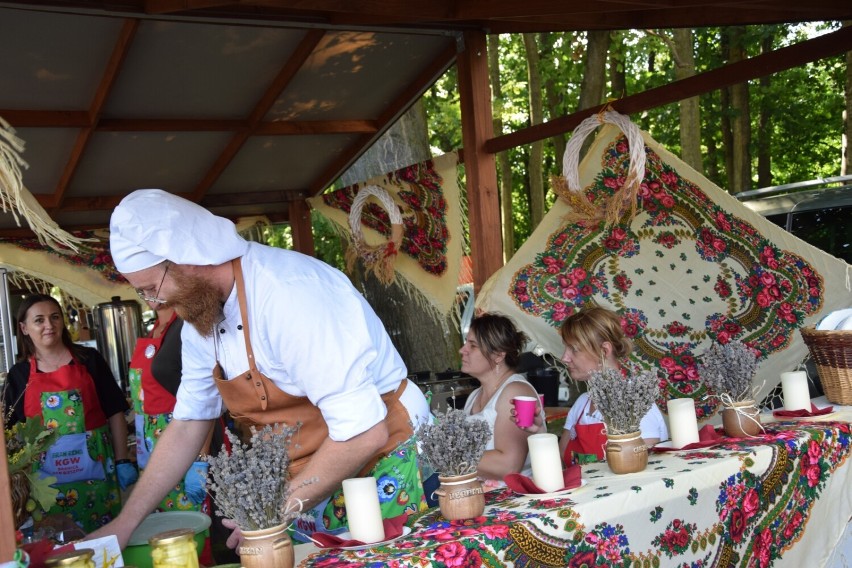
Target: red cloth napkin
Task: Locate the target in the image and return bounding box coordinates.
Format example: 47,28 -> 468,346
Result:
22,538 -> 65,567
504,464 -> 582,494
311,513 -> 407,548
773,403 -> 834,418
652,425 -> 725,452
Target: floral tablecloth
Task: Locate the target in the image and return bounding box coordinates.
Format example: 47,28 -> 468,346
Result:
297,406 -> 852,567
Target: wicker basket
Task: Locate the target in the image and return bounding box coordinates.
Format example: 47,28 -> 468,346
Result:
10,471 -> 30,528
800,327 -> 852,405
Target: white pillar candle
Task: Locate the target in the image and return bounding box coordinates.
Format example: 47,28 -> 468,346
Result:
527,433 -> 564,492
342,477 -> 385,543
780,371 -> 811,411
667,398 -> 700,449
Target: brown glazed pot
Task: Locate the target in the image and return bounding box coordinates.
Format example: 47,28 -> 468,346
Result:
605,431 -> 648,474
238,523 -> 294,568
435,472 -> 485,521
722,400 -> 762,438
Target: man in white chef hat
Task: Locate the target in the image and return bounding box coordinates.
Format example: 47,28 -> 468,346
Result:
93,189 -> 431,548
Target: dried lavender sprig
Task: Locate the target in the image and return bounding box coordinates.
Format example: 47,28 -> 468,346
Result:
204,423 -> 313,531
587,368 -> 660,435
697,340 -> 759,403
416,409 -> 491,477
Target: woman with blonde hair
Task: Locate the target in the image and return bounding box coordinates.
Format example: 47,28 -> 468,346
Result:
558,306 -> 667,464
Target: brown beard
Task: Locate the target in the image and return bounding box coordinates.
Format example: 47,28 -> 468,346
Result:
167,271 -> 223,338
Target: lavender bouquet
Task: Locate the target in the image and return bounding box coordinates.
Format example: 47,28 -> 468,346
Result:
204,423 -> 313,530
416,409 -> 492,477
587,368 -> 660,435
697,340 -> 759,403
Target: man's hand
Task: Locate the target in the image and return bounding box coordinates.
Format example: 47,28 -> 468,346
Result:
221,518 -> 243,550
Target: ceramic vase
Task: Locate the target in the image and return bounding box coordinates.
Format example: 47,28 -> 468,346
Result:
435,472 -> 485,521
238,523 -> 294,568
722,399 -> 762,438
605,431 -> 648,474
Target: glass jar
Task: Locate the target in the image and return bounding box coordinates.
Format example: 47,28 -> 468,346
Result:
45,548 -> 95,568
148,528 -> 199,568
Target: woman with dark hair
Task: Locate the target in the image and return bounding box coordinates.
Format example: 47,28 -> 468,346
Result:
558,306 -> 667,465
2,294 -> 135,532
461,313 -> 545,486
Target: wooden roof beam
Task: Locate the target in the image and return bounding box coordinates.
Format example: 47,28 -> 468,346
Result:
190,28 -> 326,203
486,25 -> 852,154
306,40 -> 458,196
50,19 -> 139,210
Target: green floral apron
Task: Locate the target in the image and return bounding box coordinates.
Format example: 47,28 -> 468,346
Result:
37,388 -> 121,532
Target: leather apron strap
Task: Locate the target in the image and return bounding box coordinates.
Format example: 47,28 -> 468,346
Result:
215,257 -> 414,477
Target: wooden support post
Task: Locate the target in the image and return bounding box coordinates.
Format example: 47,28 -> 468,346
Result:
0,408 -> 17,562
289,198 -> 316,257
457,31 -> 503,293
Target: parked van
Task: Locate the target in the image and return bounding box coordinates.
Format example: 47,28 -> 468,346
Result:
736,175 -> 852,263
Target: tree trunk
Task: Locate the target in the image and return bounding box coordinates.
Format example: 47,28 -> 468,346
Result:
523,32 -> 545,230
843,21 -> 852,176
757,33 -> 774,188
720,32 -> 735,192
608,31 -> 627,100
577,30 -> 610,158
353,261 -> 461,374
340,101 -> 461,374
540,31 -> 569,178
672,28 -> 703,173
488,34 -> 516,261
728,26 -> 751,194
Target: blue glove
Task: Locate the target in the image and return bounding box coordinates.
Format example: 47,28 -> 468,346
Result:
115,460 -> 139,491
184,460 -> 209,505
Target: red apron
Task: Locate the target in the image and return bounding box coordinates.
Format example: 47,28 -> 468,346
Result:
564,398 -> 607,464
24,356 -> 107,431
130,311 -> 178,415
24,356 -> 110,484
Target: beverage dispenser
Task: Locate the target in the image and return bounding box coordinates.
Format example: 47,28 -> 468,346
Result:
92,296 -> 143,393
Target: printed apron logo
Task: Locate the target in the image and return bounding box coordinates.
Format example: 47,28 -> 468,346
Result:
40,433 -> 106,484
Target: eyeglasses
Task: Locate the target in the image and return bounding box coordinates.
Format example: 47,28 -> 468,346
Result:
135,264 -> 170,305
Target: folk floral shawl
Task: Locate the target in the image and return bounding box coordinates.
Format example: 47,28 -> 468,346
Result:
308,151 -> 464,318
477,124 -> 850,420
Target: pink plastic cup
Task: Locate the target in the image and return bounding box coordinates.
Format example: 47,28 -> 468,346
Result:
512,396 -> 538,428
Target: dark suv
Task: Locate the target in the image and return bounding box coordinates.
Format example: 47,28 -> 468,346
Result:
736,175 -> 852,263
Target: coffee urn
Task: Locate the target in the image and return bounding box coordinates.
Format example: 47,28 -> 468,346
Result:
92,296 -> 143,393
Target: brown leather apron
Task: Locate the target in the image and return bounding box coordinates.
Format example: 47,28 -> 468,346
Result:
213,258 -> 414,476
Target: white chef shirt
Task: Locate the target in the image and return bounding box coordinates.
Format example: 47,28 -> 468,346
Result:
172,242 -> 427,441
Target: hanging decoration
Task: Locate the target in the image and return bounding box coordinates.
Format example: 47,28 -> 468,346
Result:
477,113 -> 850,422
552,110 -> 645,228
344,185 -> 404,286
0,117 -> 91,252
308,152 -> 464,319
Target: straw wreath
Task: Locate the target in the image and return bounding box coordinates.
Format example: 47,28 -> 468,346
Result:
344,184 -> 404,285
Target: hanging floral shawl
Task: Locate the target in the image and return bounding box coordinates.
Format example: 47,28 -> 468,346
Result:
477,115 -> 850,421
0,229 -> 133,307
308,152 -> 464,318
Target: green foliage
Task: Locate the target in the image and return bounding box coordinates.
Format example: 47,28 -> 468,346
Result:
419,22 -> 846,252
5,417 -> 60,510
308,211 -> 346,270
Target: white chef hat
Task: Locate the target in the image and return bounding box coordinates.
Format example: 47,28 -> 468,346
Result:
110,189 -> 249,273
